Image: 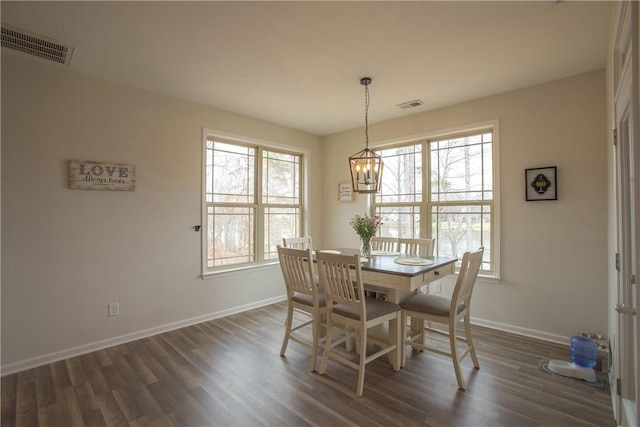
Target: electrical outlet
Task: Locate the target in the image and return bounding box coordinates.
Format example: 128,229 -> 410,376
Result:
432,282 -> 441,293
108,302 -> 119,317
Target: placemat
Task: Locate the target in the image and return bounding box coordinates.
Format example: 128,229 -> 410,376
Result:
394,257 -> 434,266
371,250 -> 401,256
318,249 -> 341,254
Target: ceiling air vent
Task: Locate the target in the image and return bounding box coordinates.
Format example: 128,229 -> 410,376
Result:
397,99 -> 424,110
1,23 -> 74,66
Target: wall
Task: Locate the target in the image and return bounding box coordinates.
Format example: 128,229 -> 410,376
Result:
1,53 -> 323,372
322,70 -> 608,341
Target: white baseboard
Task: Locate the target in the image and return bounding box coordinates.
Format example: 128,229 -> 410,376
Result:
471,316 -> 569,345
622,398 -> 637,427
1,295 -> 287,376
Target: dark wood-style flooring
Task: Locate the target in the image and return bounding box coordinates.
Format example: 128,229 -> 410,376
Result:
2,302 -> 615,426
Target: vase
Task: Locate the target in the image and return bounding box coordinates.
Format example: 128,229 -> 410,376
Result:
360,236 -> 372,259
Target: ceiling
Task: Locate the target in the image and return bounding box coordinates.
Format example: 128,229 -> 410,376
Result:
1,1 -> 614,136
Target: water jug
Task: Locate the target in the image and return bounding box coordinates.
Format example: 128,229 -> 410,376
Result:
570,335 -> 596,368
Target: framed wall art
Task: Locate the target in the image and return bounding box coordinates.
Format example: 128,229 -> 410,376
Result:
68,159 -> 136,191
338,182 -> 353,202
525,166 -> 557,201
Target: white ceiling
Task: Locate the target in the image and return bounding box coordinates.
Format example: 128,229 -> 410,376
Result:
1,1 -> 613,136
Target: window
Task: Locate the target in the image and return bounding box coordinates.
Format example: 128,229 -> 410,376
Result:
203,134 -> 304,273
373,125 -> 498,276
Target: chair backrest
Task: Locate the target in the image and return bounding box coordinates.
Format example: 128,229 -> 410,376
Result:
398,238 -> 435,256
282,236 -> 313,251
277,245 -> 319,304
371,236 -> 398,252
450,247 -> 484,314
316,251 -> 365,318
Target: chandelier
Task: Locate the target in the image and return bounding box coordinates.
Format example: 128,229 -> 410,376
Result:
349,77 -> 383,193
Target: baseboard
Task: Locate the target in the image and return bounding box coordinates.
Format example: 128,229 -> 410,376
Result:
471,316 -> 569,345
622,398 -> 638,427
1,295 -> 287,376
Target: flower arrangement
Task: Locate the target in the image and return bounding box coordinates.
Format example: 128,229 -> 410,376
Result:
350,213 -> 383,239
350,213 -> 383,258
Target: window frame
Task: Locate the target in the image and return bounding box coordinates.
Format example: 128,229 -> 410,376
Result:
371,120 -> 501,281
201,129 -> 309,277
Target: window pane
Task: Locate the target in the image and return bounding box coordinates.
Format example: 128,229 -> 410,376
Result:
483,136 -> 493,195
431,204 -> 491,271
375,144 -> 422,204
431,135 -> 489,202
262,150 -> 300,205
374,205 -> 420,238
264,206 -> 301,260
207,206 -> 255,267
210,140 -> 255,203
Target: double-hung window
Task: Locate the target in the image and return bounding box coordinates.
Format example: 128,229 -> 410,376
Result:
373,124 -> 498,276
203,133 -> 304,273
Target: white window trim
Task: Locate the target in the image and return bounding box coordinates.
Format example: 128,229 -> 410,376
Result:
372,119 -> 501,281
201,128 -> 311,278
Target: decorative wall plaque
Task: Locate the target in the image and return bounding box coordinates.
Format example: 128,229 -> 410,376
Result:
338,182 -> 353,202
525,166 -> 557,201
68,160 -> 136,191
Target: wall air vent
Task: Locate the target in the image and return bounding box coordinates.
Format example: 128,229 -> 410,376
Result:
397,99 -> 424,110
1,23 -> 74,66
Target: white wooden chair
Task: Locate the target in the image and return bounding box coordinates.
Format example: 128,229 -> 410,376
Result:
398,237 -> 435,256
282,236 -> 313,251
371,236 -> 398,252
283,236 -> 317,277
400,248 -> 484,389
277,245 -> 326,372
398,238 -> 436,294
316,251 -> 401,397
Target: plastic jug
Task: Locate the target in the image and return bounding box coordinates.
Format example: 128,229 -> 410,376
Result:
570,335 -> 596,368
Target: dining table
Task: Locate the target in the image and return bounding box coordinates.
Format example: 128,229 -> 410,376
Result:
319,248 -> 458,369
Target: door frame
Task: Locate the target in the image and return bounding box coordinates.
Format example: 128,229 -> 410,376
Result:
611,1 -> 639,426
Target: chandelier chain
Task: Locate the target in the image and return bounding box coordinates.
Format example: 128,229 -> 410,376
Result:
364,82 -> 369,148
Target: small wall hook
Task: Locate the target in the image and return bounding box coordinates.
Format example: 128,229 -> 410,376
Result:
194,225 -> 201,232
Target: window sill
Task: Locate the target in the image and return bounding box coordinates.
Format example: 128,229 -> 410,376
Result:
440,273 -> 501,286
202,261 -> 279,280
477,275 -> 501,285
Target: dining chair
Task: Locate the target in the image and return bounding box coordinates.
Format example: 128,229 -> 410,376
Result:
316,251 -> 402,397
277,245 -> 326,372
282,236 -> 313,251
371,236 -> 398,252
283,235 -> 318,277
400,247 -> 484,390
397,237 -> 435,256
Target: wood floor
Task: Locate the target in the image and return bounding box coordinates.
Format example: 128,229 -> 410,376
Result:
2,302 -> 615,426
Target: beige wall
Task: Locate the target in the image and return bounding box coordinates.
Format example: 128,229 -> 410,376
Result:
1,53 -> 322,372
322,69 -> 608,341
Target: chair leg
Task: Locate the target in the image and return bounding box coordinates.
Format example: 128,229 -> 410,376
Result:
416,318 -> 425,348
310,309 -> 320,372
280,304 -> 294,356
449,320 -> 465,390
356,327 -> 367,397
319,317 -> 334,375
392,313 -> 402,371
401,311 -> 408,368
464,314 -> 479,369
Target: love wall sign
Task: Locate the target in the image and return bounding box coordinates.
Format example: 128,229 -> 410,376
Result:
68,160 -> 136,191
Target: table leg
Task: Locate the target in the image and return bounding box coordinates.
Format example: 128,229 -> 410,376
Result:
386,289 -> 413,370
